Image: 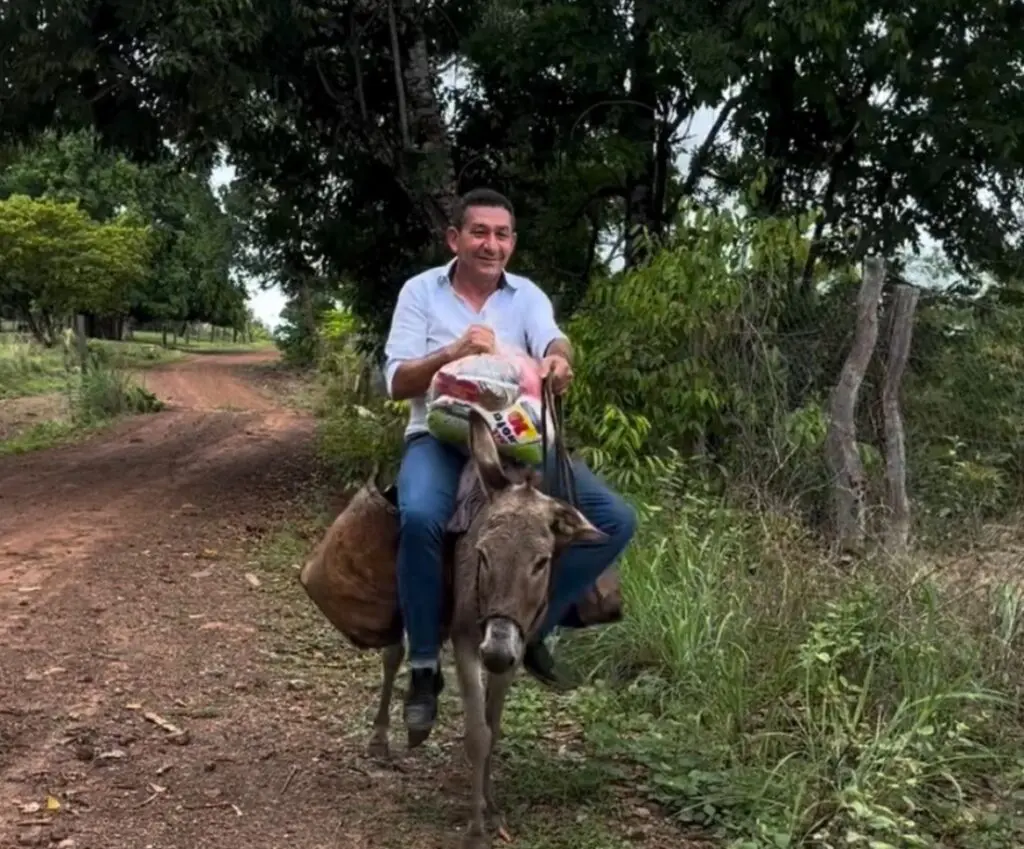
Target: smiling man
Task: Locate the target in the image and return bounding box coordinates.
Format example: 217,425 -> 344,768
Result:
383,188 -> 637,741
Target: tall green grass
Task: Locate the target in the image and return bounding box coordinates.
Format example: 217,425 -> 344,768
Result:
558,492 -> 1024,848
0,334 -> 67,398
70,352 -> 164,423
0,331 -> 183,400
1,345 -> 164,453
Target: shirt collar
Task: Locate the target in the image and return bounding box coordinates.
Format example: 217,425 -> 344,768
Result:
439,258 -> 517,290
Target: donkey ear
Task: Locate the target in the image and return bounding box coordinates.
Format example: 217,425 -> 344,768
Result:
468,407 -> 509,498
551,500 -> 608,546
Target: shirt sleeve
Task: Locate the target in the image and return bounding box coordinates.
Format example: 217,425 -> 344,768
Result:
523,283 -> 568,360
383,278 -> 427,398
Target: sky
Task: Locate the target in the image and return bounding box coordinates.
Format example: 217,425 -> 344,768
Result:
209,162 -> 289,330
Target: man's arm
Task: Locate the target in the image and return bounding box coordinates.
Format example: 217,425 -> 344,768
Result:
524,283 -> 571,362
390,347 -> 456,400
544,336 -> 573,364
384,279 -> 447,401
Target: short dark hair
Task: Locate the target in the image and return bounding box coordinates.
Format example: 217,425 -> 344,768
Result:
451,188 -> 515,231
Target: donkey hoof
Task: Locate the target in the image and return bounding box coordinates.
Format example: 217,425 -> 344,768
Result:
366,733 -> 390,760
460,831 -> 491,849
485,808 -> 505,833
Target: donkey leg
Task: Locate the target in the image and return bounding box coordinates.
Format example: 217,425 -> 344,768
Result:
367,641 -> 405,759
483,670 -> 515,829
454,639 -> 492,849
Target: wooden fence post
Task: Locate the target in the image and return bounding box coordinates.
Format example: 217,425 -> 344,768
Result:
882,284 -> 920,553
825,256 -> 886,554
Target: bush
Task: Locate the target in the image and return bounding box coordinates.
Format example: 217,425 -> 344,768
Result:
307,306 -> 405,486
558,494 -> 1024,848
69,352 -> 163,423
316,395 -> 406,486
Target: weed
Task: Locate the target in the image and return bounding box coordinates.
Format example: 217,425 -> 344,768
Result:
554,495 -> 1024,848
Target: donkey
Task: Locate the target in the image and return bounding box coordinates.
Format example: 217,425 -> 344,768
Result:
367,409 -> 607,848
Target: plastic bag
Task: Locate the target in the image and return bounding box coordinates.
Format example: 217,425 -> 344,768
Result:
426,346 -> 553,466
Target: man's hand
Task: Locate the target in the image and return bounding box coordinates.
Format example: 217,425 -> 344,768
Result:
446,324 -> 495,361
541,353 -> 573,395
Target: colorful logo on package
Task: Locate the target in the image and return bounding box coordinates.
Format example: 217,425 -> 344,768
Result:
490,400 -> 541,446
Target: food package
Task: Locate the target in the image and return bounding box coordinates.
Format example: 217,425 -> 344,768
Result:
425,348 -> 554,466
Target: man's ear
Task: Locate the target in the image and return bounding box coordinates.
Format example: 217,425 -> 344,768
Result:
551,500 -> 608,546
468,408 -> 509,498
445,225 -> 460,255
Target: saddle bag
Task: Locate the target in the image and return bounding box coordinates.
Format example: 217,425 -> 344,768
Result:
297,472 -> 403,649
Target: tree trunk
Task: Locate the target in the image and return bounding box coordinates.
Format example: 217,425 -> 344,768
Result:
622,0 -> 658,269
299,279 -> 318,351
22,310 -> 50,347
400,2 -> 457,236
882,284 -> 919,553
825,256 -> 886,555
75,314 -> 89,373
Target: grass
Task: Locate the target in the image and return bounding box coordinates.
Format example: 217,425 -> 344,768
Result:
0,332 -> 184,399
549,492 -> 1024,849
0,419 -> 81,455
1,330 -> 274,402
1,344 -> 165,453
249,342 -> 1024,849
132,329 -> 276,354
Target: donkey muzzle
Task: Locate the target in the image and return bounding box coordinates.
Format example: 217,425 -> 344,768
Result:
479,617 -> 524,675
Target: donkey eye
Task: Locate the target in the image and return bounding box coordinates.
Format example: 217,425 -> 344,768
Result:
532,555 -> 550,575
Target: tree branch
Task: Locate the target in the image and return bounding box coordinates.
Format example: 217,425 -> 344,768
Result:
386,0 -> 412,149
680,94 -> 740,198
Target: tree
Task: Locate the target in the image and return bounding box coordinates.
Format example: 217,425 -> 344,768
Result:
0,129 -> 248,338
4,0 -> 1024,347
0,194 -> 152,345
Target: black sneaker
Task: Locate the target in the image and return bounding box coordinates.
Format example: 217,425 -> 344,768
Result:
524,640 -> 571,691
404,666 -> 444,747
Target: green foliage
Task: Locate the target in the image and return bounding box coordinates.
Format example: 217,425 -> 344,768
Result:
315,397 -> 406,486
0,129 -> 246,337
9,0 -> 1024,342
555,494 -> 1024,849
0,194 -> 152,340
71,354 -> 164,423
301,306 -> 406,485
0,333 -> 68,398
902,297 -> 1024,536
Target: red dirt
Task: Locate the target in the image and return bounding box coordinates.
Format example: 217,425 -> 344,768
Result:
0,350 -> 702,849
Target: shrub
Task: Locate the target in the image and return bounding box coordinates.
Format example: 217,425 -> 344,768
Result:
558,495 -> 1024,848
70,353 -> 163,423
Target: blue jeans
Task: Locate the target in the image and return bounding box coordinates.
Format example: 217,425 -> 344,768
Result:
396,433 -> 637,664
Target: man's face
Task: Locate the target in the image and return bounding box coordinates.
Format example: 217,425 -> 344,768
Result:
446,204 -> 516,281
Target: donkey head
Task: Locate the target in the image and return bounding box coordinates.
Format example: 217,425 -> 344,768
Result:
465,409 -> 607,675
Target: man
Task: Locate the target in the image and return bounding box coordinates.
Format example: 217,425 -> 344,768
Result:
383,187 -> 637,738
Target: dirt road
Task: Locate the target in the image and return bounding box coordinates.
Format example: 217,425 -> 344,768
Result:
0,350 -> 689,849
